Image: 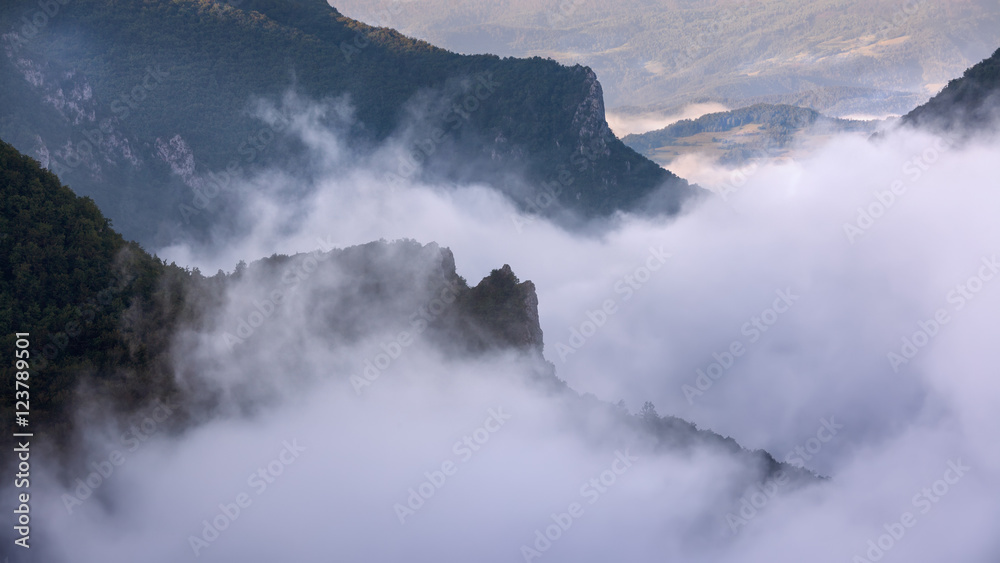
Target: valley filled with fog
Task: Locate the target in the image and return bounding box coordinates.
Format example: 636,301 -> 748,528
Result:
1,2 -> 998,562
26,95 -> 996,562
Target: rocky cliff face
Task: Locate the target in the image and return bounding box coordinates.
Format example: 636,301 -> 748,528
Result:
0,36 -> 195,241
450,263 -> 545,354
238,242 -> 547,356
0,45 -> 134,176
570,67 -> 612,161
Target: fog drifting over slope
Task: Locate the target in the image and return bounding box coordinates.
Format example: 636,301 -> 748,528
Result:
10,93 -> 1000,563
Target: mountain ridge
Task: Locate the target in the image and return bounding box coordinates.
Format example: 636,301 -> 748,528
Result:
622,103 -> 878,165
0,0 -> 692,247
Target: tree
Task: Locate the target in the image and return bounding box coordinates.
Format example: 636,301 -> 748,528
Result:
640,401 -> 658,420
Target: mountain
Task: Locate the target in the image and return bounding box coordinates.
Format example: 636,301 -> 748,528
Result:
0,135 -> 546,453
331,0 -> 1000,120
901,47 -> 1000,134
622,104 -> 878,166
0,0 -> 692,248
0,137 -> 812,495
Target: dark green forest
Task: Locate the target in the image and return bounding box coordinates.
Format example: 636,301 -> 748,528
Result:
0,138 -> 193,451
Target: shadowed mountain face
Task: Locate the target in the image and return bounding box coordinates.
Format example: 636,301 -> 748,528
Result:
901,47 -> 1000,135
0,0 -> 691,248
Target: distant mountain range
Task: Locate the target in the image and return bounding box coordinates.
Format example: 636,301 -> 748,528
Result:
620,44 -> 1000,168
0,0 -> 692,248
622,104 -> 880,166
331,0 -> 1000,119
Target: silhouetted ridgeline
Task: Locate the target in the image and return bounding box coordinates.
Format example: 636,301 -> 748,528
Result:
901,47 -> 1000,135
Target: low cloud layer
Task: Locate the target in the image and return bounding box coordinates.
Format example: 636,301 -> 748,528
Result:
7,94 -> 1000,563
